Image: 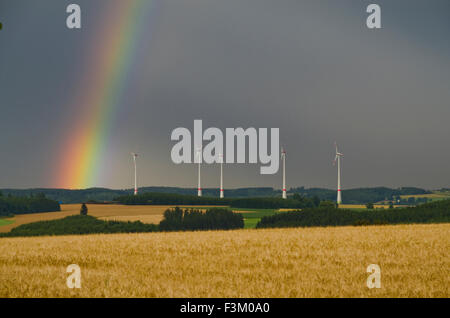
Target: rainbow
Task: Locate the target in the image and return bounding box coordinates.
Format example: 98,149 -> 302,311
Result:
55,0 -> 160,189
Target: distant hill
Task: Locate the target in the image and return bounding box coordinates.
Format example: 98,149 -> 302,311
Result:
0,187 -> 277,204
0,188 -> 127,204
0,186 -> 433,204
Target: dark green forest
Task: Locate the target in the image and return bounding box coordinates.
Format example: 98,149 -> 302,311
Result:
159,207 -> 244,231
0,192 -> 60,217
0,215 -> 157,237
114,192 -> 321,209
256,199 -> 450,229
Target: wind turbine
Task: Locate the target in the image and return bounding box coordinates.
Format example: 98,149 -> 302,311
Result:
281,148 -> 287,199
196,147 -> 202,197
333,142 -> 344,204
131,153 -> 138,195
219,153 -> 224,198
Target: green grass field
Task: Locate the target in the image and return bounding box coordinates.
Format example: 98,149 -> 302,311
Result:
0,219 -> 14,227
243,218 -> 260,229
234,209 -> 280,228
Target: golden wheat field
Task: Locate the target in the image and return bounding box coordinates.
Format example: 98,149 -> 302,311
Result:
400,191 -> 450,200
0,223 -> 448,298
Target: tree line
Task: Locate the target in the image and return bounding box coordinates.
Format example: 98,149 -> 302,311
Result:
0,192 -> 61,217
114,192 -> 321,209
159,207 -> 244,231
0,215 -> 157,237
256,199 -> 450,229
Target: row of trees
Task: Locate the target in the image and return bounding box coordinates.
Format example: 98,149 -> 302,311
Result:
159,207 -> 244,231
115,192 -> 321,209
0,215 -> 158,237
116,192 -> 226,205
0,192 -> 61,216
0,188 -> 127,204
0,187 -> 283,204
257,199 -> 450,229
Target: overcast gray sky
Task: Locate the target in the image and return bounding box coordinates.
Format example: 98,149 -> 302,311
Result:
0,0 -> 449,190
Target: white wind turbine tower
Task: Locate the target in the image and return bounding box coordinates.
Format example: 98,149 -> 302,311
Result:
131,153 -> 138,195
333,142 -> 344,204
196,147 -> 202,197
281,148 -> 287,199
219,153 -> 224,198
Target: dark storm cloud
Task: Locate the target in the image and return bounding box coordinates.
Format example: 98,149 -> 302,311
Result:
0,0 -> 449,189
